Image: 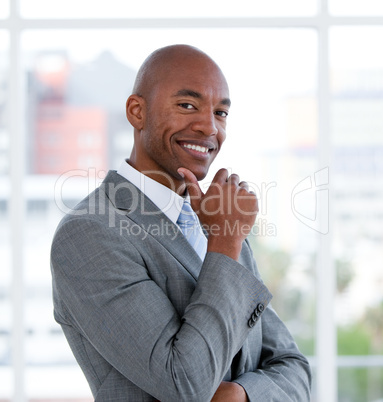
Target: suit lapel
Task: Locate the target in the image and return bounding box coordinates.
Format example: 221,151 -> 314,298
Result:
102,170 -> 202,281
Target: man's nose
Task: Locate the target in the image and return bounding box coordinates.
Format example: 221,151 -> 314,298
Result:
191,111 -> 218,136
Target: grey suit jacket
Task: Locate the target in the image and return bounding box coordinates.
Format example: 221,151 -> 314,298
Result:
51,170 -> 311,401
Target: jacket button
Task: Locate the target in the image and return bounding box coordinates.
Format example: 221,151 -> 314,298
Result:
257,303 -> 265,313
248,318 -> 255,328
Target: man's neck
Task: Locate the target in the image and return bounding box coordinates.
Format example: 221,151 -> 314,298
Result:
126,158 -> 186,195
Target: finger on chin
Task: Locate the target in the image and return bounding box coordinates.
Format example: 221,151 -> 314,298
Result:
177,167 -> 197,183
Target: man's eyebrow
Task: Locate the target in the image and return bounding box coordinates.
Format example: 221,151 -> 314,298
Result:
173,89 -> 202,99
220,98 -> 231,107
173,89 -> 231,107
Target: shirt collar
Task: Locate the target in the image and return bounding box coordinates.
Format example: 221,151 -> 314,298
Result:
117,160 -> 184,225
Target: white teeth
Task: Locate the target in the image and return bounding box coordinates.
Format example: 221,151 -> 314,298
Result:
183,144 -> 209,153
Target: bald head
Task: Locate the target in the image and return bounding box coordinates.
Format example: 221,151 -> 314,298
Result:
132,44 -> 227,100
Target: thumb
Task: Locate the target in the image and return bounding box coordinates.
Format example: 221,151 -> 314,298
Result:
177,168 -> 203,211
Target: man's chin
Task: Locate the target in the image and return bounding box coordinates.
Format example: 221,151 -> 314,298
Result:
194,171 -> 208,182
187,166 -> 209,182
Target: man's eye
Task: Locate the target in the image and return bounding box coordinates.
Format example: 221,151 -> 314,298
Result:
215,110 -> 229,117
179,103 -> 194,110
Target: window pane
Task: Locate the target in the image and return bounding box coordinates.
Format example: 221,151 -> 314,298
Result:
338,366 -> 383,402
0,30 -> 10,399
0,0 -> 9,19
21,0 -> 317,18
330,25 -> 383,396
22,28 -> 317,398
330,0 -> 383,16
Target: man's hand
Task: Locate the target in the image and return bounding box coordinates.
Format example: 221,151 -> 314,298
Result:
211,381 -> 249,401
178,167 -> 258,261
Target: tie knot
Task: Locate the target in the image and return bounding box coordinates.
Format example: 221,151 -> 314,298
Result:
178,200 -> 195,219
178,200 -> 198,230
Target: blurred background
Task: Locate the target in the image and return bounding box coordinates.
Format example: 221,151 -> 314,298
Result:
0,0 -> 382,401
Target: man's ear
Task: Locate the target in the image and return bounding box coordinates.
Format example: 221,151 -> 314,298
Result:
126,95 -> 145,130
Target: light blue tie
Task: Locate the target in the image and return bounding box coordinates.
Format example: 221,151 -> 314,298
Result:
177,200 -> 207,261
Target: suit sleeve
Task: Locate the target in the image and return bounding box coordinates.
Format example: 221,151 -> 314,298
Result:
51,216 -> 272,402
233,241 -> 312,402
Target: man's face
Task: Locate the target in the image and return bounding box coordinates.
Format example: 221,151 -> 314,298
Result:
135,55 -> 230,187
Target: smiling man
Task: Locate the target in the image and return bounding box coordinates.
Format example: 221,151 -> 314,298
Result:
51,45 -> 311,401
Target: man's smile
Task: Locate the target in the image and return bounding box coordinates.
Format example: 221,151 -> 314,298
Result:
177,140 -> 216,159
183,143 -> 209,153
